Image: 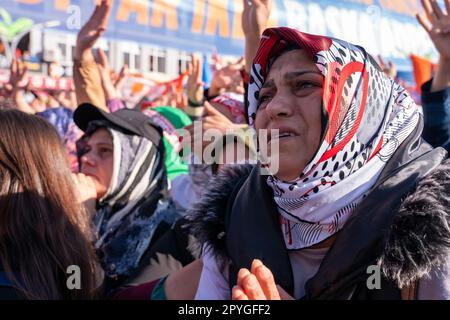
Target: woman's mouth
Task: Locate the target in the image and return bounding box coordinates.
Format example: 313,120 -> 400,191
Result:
268,131 -> 298,143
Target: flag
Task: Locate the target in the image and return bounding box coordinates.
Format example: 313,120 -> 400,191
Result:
410,54 -> 436,95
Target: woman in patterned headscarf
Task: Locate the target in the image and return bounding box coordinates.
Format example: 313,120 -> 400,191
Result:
187,27 -> 450,300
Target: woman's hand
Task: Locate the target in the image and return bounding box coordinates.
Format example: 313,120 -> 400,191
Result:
95,48 -> 119,100
72,173 -> 98,217
416,0 -> 450,91
75,0 -> 112,61
232,259 -> 294,300
377,55 -> 397,80
242,0 -> 272,72
5,58 -> 35,113
242,0 -> 272,39
183,102 -> 237,160
417,0 -> 450,60
184,101 -> 235,138
187,54 -> 204,105
209,58 -> 245,97
6,58 -> 28,95
114,64 -> 129,96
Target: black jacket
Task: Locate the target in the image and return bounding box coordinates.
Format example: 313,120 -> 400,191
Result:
186,140 -> 450,299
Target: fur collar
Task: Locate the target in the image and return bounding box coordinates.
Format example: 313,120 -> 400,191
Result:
183,164 -> 254,263
378,158 -> 450,288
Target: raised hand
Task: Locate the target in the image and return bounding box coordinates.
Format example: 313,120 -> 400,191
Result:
114,64 -> 129,94
94,48 -> 120,101
209,57 -> 245,97
72,173 -> 97,218
232,259 -> 293,300
187,54 -> 204,104
416,0 -> 450,91
417,0 -> 450,59
94,48 -> 111,77
242,0 -> 272,72
4,58 -> 35,113
242,0 -> 272,38
7,58 -> 28,93
201,100 -> 235,133
52,90 -> 76,110
377,55 -> 397,80
75,0 -> 112,60
182,101 -> 248,161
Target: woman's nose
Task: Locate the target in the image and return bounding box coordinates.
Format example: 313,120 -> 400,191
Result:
265,93 -> 293,120
80,152 -> 96,167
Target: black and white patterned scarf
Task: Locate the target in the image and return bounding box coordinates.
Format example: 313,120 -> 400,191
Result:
248,27 -> 421,249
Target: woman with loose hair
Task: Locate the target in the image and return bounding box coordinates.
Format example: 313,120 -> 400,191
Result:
0,109 -> 98,299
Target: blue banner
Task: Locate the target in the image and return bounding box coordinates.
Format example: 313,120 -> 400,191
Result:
0,0 -> 436,70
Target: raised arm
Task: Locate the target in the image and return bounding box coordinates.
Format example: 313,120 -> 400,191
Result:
242,0 -> 272,73
417,0 -> 450,92
417,0 -> 450,151
72,0 -> 112,110
6,58 -> 35,114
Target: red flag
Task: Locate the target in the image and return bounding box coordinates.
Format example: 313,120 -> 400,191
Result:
410,54 -> 436,95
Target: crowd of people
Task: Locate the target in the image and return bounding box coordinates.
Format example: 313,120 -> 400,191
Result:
0,0 -> 449,300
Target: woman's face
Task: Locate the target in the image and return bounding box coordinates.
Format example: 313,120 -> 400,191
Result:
254,49 -> 323,181
79,128 -> 114,199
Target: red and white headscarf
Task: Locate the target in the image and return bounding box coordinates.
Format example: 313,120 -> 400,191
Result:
248,27 -> 421,249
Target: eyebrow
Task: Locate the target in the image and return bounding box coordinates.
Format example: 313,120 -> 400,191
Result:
284,70 -> 322,81
261,70 -> 323,90
96,142 -> 113,147
86,142 -> 113,148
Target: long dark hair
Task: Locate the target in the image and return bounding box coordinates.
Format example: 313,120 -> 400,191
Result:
0,109 -> 98,299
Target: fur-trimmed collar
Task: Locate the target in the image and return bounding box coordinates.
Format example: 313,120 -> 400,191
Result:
183,164 -> 254,263
378,158 -> 450,288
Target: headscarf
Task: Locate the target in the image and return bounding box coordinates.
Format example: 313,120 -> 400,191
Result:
78,120 -> 167,278
247,27 -> 421,250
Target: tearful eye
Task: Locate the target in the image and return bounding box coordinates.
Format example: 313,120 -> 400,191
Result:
258,95 -> 272,107
292,80 -> 322,96
297,82 -> 315,90
99,148 -> 112,157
